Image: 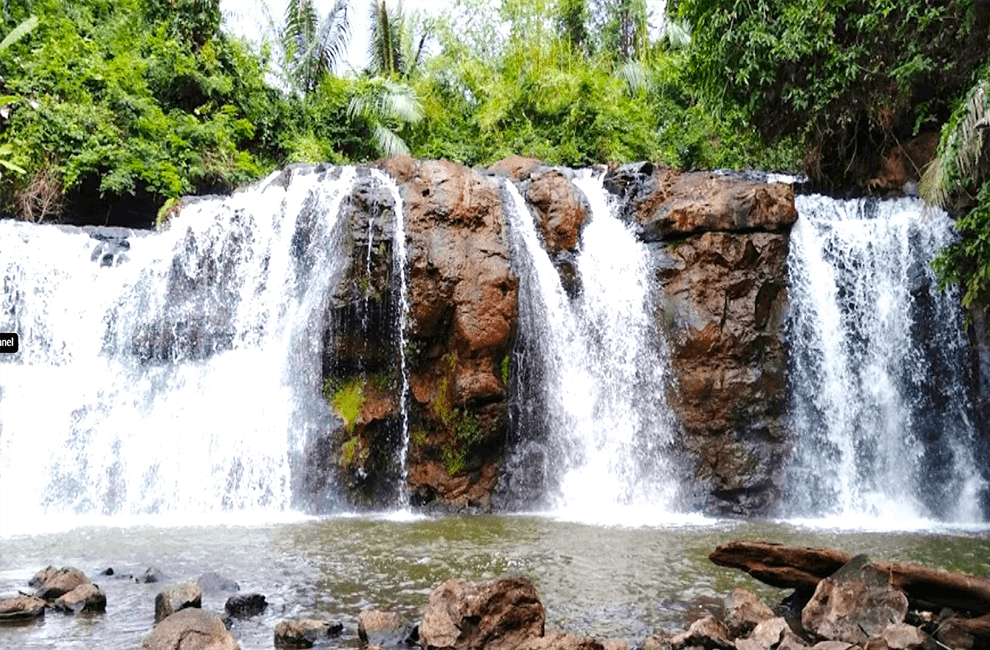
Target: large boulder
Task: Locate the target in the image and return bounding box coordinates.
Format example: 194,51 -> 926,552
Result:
604,163 -> 797,515
52,583 -> 106,614
382,157 -> 518,509
419,575 -> 545,650
33,566 -> 91,600
141,608 -> 239,650
801,556 -> 909,644
155,582 -> 203,624
0,594 -> 46,622
274,619 -> 344,647
525,170 -> 589,254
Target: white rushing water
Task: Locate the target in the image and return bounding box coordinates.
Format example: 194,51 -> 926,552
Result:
504,173 -> 686,525
786,194 -> 987,524
0,166 -> 357,535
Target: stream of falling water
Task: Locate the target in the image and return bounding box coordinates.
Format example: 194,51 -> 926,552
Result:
0,166 -> 356,533
504,173 -> 688,524
786,194 -> 987,524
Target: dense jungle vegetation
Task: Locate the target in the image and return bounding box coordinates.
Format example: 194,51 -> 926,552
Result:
0,0 -> 987,309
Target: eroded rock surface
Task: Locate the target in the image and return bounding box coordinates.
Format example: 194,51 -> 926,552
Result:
801,556 -> 909,644
419,575 -> 545,650
606,163 -> 797,515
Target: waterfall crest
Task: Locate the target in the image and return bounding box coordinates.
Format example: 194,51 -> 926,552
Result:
786,194 -> 987,524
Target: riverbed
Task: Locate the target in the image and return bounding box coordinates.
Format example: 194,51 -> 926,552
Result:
2,514 -> 988,650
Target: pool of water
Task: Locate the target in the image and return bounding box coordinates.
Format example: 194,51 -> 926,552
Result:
1,514 -> 988,649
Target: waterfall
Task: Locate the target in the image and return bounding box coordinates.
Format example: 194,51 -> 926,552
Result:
0,166 -> 357,533
786,194 -> 987,524
503,173 -> 681,523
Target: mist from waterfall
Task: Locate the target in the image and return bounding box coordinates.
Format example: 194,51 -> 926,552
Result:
785,194 -> 987,525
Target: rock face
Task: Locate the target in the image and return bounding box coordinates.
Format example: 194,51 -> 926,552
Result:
142,608 -> 239,650
606,163 -> 797,514
419,575 -> 545,650
801,556 -> 909,644
309,158 -> 798,513
383,157 -> 518,509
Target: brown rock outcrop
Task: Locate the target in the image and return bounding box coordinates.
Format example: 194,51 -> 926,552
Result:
382,157 -> 518,509
0,594 -> 46,622
34,566 -> 91,600
52,583 -> 107,614
419,575 -> 545,650
526,170 -> 589,254
607,164 -> 797,514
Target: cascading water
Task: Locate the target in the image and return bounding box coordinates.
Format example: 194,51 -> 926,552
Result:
503,173 -> 682,523
786,194 -> 987,524
0,165 -> 362,533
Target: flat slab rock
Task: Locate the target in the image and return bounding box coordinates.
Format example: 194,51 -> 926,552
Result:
0,594 -> 46,621
274,619 -> 343,648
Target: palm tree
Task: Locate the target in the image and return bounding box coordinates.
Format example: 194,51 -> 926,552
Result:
282,0 -> 351,94
920,68 -> 989,208
348,1 -> 432,156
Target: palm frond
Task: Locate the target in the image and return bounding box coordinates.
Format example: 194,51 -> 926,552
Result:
922,74 -> 989,207
0,15 -> 38,54
663,18 -> 692,50
616,61 -> 652,95
373,123 -> 409,156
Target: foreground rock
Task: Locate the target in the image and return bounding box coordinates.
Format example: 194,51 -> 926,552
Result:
142,608 -> 239,650
52,583 -> 107,614
0,594 -> 46,622
33,566 -> 91,600
710,540 -> 990,613
357,608 -> 409,648
517,631 -> 605,650
274,619 -> 344,647
670,614 -> 734,650
225,593 -> 267,618
801,555 -> 908,644
725,587 -> 776,637
155,582 -> 203,623
419,575 -> 545,650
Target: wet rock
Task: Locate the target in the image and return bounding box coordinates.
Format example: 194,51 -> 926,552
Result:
225,593 -> 267,618
725,588 -> 776,638
517,631 -> 606,650
808,642 -> 856,650
144,567 -> 168,583
142,608 -> 239,650
777,630 -> 810,650
358,608 -> 408,648
28,566 -> 58,589
198,572 -> 240,593
488,156 -> 544,181
526,170 -> 589,254
801,556 -> 909,645
52,583 -> 106,614
382,157 -> 517,509
155,581 -> 203,624
669,615 -> 734,650
34,566 -> 91,600
274,619 -> 344,647
419,575 -> 545,650
879,623 -> 926,650
734,617 -> 789,650
0,594 -> 46,622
